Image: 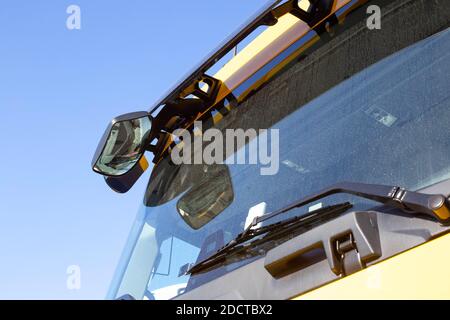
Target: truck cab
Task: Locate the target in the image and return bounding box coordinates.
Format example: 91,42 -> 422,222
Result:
92,0 -> 450,300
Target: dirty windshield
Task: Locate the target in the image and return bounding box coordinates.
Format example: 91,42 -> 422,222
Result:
110,2 -> 450,300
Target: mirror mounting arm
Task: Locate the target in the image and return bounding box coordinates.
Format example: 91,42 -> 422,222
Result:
187,74 -> 222,105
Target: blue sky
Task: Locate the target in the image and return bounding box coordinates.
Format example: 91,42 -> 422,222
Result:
0,0 -> 265,299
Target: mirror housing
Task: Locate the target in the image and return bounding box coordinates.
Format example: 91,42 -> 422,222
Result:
91,112 -> 152,177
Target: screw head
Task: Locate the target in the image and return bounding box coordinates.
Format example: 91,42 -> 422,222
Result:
429,195 -> 445,210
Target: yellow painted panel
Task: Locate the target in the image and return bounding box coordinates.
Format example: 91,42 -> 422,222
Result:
295,233 -> 450,300
213,0 -> 352,84
214,13 -> 300,82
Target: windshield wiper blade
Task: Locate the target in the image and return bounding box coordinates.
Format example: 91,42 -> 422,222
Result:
187,182 -> 450,276
248,182 -> 450,230
187,202 -> 352,275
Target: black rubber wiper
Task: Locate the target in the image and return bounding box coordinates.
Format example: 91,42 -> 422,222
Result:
187,182 -> 450,275
248,182 -> 450,229
187,202 -> 352,275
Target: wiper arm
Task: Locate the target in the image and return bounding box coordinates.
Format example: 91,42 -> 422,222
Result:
249,182 -> 450,230
187,202 -> 352,275
187,182 -> 450,275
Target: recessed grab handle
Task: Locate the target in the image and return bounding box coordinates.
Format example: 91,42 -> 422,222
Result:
264,211 -> 381,278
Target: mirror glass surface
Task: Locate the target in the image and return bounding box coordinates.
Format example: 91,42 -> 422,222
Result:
94,116 -> 151,176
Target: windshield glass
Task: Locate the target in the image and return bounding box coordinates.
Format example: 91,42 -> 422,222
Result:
110,9 -> 450,301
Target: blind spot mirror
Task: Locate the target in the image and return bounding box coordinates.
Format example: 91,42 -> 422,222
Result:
92,112 -> 152,177
176,164 -> 234,229
104,156 -> 149,193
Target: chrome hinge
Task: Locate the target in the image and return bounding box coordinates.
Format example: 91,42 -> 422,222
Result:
388,186 -> 407,205
335,233 -> 364,276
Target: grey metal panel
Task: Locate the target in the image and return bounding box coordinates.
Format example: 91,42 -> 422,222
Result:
176,181 -> 450,300
177,206 -> 450,300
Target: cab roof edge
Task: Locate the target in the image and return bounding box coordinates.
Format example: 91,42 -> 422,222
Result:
148,0 -> 284,114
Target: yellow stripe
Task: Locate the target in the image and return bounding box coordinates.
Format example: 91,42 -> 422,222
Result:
434,205 -> 450,221
138,155 -> 149,172
214,13 -> 301,83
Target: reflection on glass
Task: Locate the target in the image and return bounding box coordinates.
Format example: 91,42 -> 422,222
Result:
95,116 -> 151,176
177,165 -> 234,229
111,28 -> 450,300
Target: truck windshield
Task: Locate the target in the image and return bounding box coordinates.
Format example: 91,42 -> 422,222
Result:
109,9 -> 450,301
